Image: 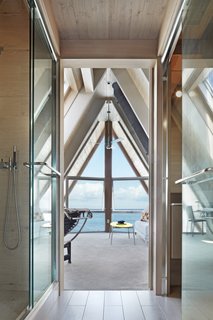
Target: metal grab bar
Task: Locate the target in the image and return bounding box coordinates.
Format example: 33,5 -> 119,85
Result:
175,167 -> 213,184
23,161 -> 61,177
171,203 -> 182,206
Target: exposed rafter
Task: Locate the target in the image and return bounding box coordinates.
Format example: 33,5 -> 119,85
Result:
64,67 -> 150,178
64,68 -> 83,92
64,89 -> 79,117
66,127 -> 104,194
127,68 -> 149,110
64,98 -> 105,173
111,69 -> 149,136
81,68 -> 94,93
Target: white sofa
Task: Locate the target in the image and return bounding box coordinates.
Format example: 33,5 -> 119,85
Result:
134,220 -> 149,244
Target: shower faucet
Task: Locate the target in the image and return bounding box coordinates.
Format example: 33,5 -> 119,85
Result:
0,158 -> 10,169
0,146 -> 17,170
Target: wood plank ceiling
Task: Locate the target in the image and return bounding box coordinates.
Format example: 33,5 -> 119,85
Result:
50,0 -> 169,41
48,0 -> 172,59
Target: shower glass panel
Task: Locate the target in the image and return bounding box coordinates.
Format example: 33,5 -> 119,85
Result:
31,4 -> 57,305
0,2 -> 30,320
181,1 -> 213,318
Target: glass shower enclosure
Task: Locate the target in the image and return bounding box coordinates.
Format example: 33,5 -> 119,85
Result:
180,1 -> 213,319
29,2 -> 58,306
0,1 -> 58,319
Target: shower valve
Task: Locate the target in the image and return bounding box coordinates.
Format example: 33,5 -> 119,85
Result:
0,147 -> 17,170
0,158 -> 10,169
0,157 -> 16,170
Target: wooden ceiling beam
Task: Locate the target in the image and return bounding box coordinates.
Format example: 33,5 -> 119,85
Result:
63,59 -> 155,69
112,68 -> 149,136
127,68 -> 149,108
64,98 -> 105,172
64,89 -> 78,117
61,40 -> 157,59
64,68 -> 82,92
66,129 -> 104,194
81,68 -> 94,93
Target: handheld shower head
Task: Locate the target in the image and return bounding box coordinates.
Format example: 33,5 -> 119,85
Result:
13,146 -> 17,169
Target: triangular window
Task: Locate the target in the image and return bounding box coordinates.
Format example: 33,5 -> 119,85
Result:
81,136 -> 104,177
112,140 -> 136,177
112,141 -> 148,213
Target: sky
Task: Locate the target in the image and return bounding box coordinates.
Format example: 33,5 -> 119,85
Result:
68,138 -> 149,210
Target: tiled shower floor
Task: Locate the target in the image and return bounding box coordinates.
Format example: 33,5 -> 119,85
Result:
0,289 -> 28,320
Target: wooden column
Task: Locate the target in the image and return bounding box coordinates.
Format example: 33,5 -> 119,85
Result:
105,120 -> 112,232
153,57 -> 164,295
59,60 -> 65,292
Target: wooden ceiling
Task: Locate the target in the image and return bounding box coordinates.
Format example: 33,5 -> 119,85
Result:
50,0 -> 169,41
39,0 -> 185,59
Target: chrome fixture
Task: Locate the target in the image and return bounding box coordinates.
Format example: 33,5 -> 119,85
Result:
0,158 -> 10,169
3,146 -> 21,250
0,145 -> 17,170
23,161 -> 61,177
175,167 -> 213,185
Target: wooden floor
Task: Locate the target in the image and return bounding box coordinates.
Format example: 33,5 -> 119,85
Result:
32,290 -> 181,320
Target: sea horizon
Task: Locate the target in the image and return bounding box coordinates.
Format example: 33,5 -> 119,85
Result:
71,210 -> 144,233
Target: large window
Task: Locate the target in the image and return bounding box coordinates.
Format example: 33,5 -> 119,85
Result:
112,180 -> 148,210
67,179 -> 104,209
65,103 -> 149,233
65,176 -> 149,232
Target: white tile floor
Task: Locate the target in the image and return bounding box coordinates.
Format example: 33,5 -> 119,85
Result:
32,290 -> 181,320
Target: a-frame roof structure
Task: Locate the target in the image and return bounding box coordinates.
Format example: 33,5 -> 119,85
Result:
64,68 -> 150,188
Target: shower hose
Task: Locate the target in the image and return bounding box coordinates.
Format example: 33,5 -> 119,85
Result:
3,167 -> 21,250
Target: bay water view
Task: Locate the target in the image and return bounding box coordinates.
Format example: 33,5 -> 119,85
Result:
71,210 -> 143,233
67,135 -> 149,234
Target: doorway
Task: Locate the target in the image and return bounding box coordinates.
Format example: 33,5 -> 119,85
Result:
63,67 -> 150,290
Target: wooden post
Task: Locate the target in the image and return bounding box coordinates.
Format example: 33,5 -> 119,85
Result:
105,120 -> 112,232
153,58 -> 164,295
